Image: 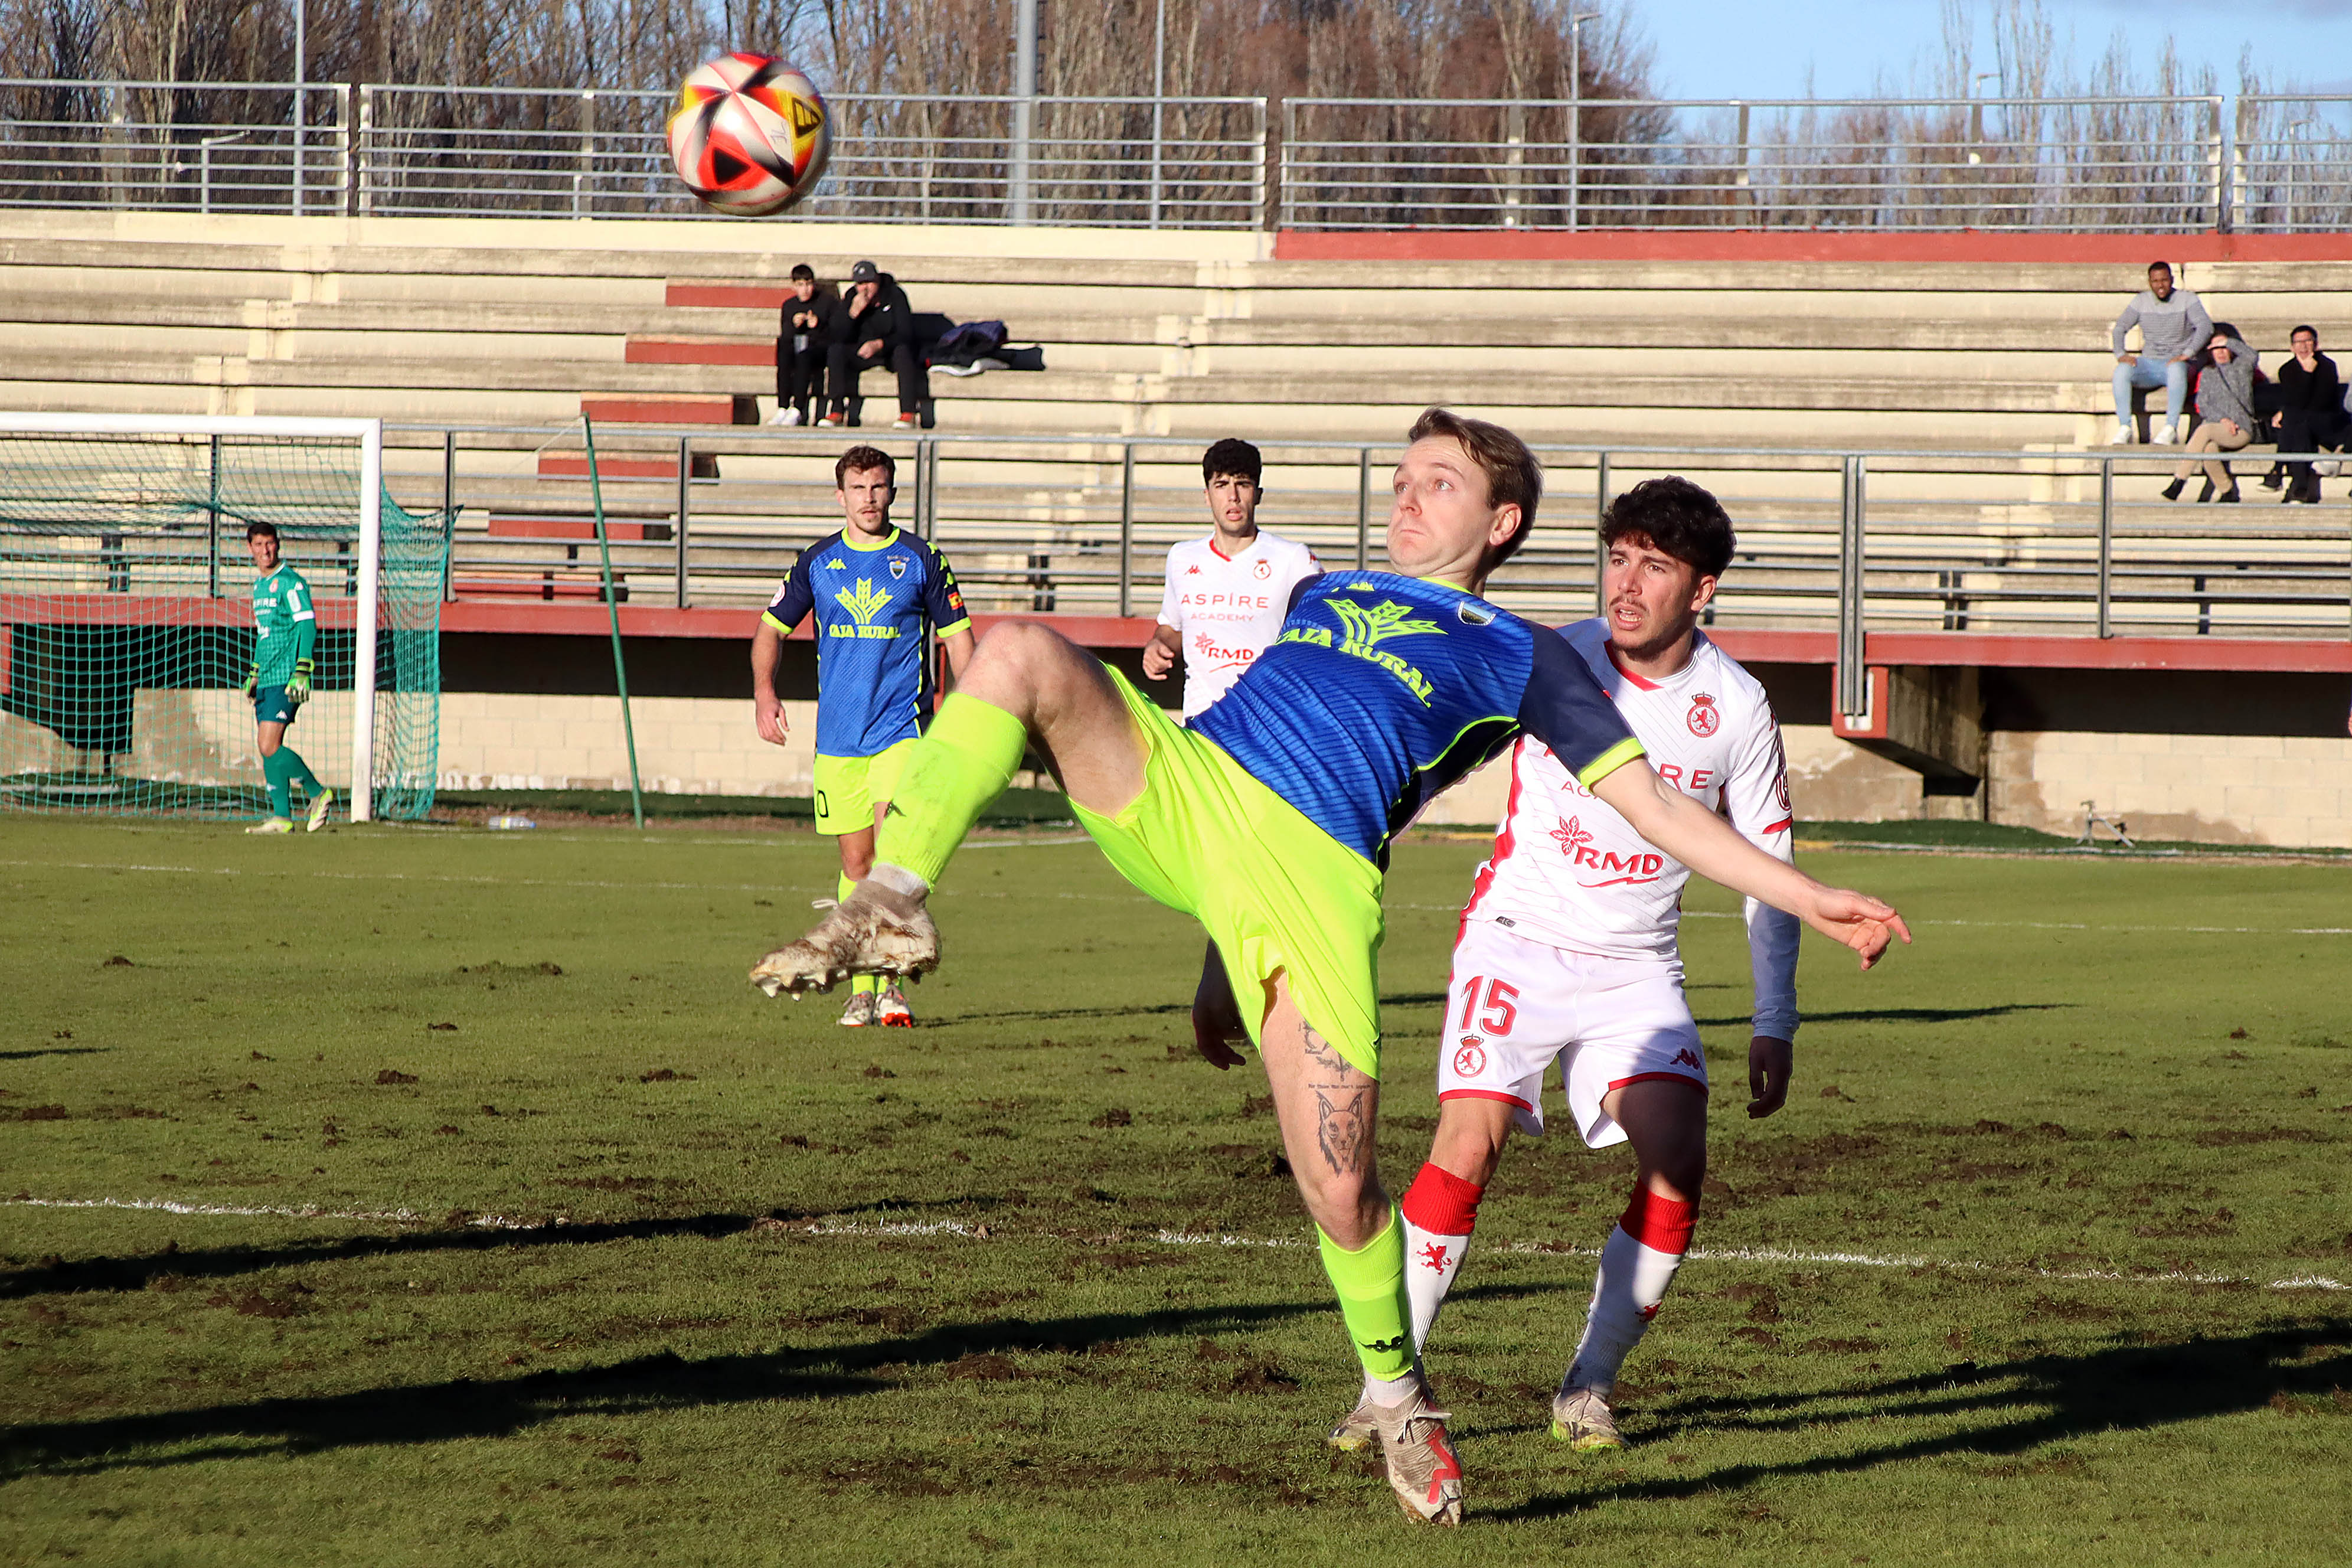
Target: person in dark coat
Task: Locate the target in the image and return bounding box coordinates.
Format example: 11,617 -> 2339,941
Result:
772,263 -> 839,426
821,259 -> 927,429
2268,326 -> 2346,504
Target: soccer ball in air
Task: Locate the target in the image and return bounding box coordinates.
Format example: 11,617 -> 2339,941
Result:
666,53 -> 830,217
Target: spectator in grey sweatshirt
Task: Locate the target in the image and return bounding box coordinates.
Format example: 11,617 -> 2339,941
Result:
2162,329 -> 2258,502
2111,261 -> 2212,447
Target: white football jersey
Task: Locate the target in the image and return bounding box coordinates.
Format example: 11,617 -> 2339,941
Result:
1155,530 -> 1322,719
1461,619 -> 1800,1040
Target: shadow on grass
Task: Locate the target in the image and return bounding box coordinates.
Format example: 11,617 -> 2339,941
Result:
0,1046 -> 109,1061
0,1286 -> 1583,1479
0,1197 -> 998,1302
1694,1004 -> 2073,1028
1488,1319 -> 2352,1523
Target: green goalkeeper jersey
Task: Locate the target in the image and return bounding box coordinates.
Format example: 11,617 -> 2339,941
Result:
251,563 -> 318,685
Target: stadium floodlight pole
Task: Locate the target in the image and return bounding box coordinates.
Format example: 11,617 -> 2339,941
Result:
0,411 -> 387,821
1010,0 -> 1038,224
579,413 -> 645,830
1567,11 -> 1599,232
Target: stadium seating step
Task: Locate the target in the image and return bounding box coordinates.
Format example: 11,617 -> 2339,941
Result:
580,394 -> 756,426
536,452 -> 721,481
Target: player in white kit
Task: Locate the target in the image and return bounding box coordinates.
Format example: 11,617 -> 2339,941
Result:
1142,438 -> 1321,720
1144,438 -> 1325,1066
1379,476 -> 1802,1456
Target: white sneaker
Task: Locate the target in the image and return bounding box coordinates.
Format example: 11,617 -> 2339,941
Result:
837,991 -> 877,1027
2318,459 -> 2342,478
244,817 -> 293,835
875,984 -> 914,1028
2154,424 -> 2180,446
750,879 -> 939,998
1370,1383 -> 1464,1526
767,407 -> 803,427
2108,423 -> 2135,446
1551,1383 -> 1625,1452
305,786 -> 334,833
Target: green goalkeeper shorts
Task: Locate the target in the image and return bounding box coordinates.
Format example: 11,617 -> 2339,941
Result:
1074,669 -> 1387,1080
813,739 -> 917,836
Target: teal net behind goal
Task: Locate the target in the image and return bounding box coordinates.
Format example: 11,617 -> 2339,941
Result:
0,427 -> 450,821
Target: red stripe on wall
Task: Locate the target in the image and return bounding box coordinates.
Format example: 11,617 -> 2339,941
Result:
1272,231 -> 2352,265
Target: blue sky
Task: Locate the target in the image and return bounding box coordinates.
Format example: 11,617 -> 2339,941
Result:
1638,0 -> 2352,100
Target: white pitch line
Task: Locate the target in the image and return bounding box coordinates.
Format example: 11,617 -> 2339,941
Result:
8,1196 -> 2341,1293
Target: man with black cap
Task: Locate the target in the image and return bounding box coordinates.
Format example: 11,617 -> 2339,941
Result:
822,259 -> 926,430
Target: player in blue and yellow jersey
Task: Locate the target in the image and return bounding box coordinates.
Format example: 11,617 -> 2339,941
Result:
240,521 -> 333,835
751,410 -> 1910,1523
751,445 -> 974,1027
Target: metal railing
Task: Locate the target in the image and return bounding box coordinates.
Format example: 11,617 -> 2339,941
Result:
9,76 -> 2352,230
384,426 -> 2351,723
358,86 -> 1269,226
1282,95 -> 2230,231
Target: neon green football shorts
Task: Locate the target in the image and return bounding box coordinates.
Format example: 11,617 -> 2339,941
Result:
813,738 -> 919,836
1073,669 -> 1388,1080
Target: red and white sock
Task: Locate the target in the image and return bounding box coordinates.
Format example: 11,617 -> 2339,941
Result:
1565,1186 -> 1697,1394
1399,1162 -> 1485,1351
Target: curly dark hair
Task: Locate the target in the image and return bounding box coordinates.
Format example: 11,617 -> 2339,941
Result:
1599,476 -> 1736,580
1201,437 -> 1262,487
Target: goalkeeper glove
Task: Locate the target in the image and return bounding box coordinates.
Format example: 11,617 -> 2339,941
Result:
286,659 -> 313,704
240,662 -> 259,697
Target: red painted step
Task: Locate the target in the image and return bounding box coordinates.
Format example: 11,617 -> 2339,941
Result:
580,394 -> 755,425
667,283 -> 795,309
535,453 -> 720,481
626,337 -> 775,367
486,515 -> 666,543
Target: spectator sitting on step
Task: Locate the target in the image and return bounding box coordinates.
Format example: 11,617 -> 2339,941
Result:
771,263 -> 839,427
2111,260 -> 2211,447
2265,326 -> 2344,505
820,259 -> 926,430
2161,328 -> 2258,504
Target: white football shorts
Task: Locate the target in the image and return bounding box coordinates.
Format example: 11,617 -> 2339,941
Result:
1437,917 -> 1709,1148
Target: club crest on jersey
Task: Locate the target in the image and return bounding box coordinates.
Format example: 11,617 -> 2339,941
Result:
889,556 -> 907,580
1453,1038 -> 1486,1076
1253,559 -> 1271,579
1687,692 -> 1720,737
1456,601 -> 1495,626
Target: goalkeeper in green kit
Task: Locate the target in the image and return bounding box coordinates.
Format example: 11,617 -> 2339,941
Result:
240,521 -> 334,834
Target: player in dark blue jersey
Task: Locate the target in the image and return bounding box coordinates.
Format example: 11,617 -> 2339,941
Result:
752,409 -> 1910,1523
752,444 -> 974,1027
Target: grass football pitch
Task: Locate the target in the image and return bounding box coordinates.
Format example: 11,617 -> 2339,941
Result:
2,815 -> 2348,1565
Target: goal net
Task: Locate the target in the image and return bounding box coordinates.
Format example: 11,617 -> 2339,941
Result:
0,415 -> 449,824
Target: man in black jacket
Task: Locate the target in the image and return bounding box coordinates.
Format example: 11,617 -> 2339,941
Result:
821,259 -> 926,430
2269,326 -> 2346,504
773,263 -> 838,427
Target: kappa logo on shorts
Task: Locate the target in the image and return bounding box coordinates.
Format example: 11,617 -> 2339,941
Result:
1687,692 -> 1721,737
1453,1038 -> 1487,1076
1671,1047 -> 1703,1071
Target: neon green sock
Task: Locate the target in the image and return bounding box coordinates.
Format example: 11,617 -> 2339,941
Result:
1318,1207 -> 1415,1381
839,874 -> 878,996
872,694 -> 1028,886
263,749 -> 292,818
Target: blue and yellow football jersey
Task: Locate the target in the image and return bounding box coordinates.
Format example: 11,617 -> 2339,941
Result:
763,526 -> 973,759
1191,571 -> 1645,865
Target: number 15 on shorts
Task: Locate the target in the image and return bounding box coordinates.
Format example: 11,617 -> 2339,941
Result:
1457,975 -> 1518,1035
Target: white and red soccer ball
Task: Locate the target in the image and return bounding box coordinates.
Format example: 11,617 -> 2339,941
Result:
666,53 -> 830,217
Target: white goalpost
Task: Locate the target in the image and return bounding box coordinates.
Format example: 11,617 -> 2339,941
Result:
0,411 -> 439,825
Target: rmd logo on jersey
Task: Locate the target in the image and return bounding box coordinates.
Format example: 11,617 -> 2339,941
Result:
1549,815 -> 1666,886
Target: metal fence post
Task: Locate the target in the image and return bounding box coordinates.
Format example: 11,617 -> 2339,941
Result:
675,434 -> 691,609
2229,96 -> 2253,232
2096,457 -> 2114,638
1355,445 -> 1371,569
1279,99 -> 1296,231
441,429 -> 456,602
1837,455 -> 1868,718
2204,95 -> 2226,230
333,85 -> 353,215
1255,99 -> 1272,231
1592,450 -> 1611,616
207,435 -> 222,598
1734,102 -> 1753,224
1010,0 -> 1038,224
1119,442 -> 1136,618
576,90 -> 596,218
356,86 -> 374,215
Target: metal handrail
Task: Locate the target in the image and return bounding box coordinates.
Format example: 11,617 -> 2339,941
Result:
6,78 -> 2347,230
